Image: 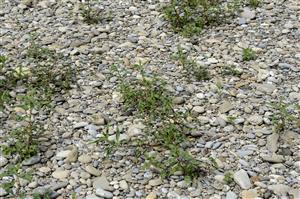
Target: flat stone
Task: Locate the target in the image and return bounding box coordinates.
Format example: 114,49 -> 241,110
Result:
65,146 -> 78,163
233,169 -> 252,189
50,181 -> 68,191
256,83 -> 276,94
86,194 -> 103,199
85,165 -> 101,176
0,156 -> 8,167
95,188 -> 113,198
241,7 -> 256,20
247,115 -> 263,125
192,106 -> 205,115
241,189 -> 258,199
22,155 -> 41,166
52,170 -> 70,180
119,180 -> 128,190
289,189 -> 300,199
261,154 -> 285,163
93,176 -> 112,191
266,133 -> 279,153
146,192 -> 157,199
148,178 -> 163,186
226,191 -> 237,199
56,150 -> 72,158
78,154 -> 92,164
127,123 -> 145,137
219,101 -> 234,113
268,184 -> 291,195
173,97 -> 185,105
73,122 -> 88,129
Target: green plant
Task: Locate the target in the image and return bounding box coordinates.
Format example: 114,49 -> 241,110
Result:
162,0 -> 244,37
0,164 -> 33,195
80,0 -> 102,24
223,171 -> 234,184
248,0 -> 259,7
173,47 -> 210,81
221,65 -> 242,77
268,99 -> 299,133
2,89 -> 43,160
242,48 -> 256,61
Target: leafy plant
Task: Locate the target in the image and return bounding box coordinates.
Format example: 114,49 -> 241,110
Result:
221,65 -> 242,77
223,171 -> 234,184
173,46 -> 210,81
80,0 -> 102,24
268,99 -> 299,133
242,48 -> 256,61
162,0 -> 244,37
248,0 -> 259,7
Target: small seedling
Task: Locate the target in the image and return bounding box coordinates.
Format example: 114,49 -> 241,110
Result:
242,48 -> 256,61
173,47 -> 210,81
223,171 -> 234,184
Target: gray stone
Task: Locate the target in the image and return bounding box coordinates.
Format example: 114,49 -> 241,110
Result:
240,7 -> 256,20
256,83 -> 276,94
95,188 -> 113,198
119,180 -> 128,190
0,156 -> 8,167
233,169 -> 252,189
85,165 -> 101,176
192,106 -> 205,115
148,178 -> 163,186
219,101 -> 234,113
93,176 -> 112,191
261,154 -> 285,163
50,181 -> 68,191
268,184 -> 291,195
173,97 -> 185,105
127,123 -> 145,137
266,133 -> 279,153
52,170 -> 70,180
65,146 -> 78,163
86,194 -> 103,199
247,115 -> 263,125
22,155 -> 41,166
226,191 -> 238,199
73,122 -> 88,129
78,154 -> 92,164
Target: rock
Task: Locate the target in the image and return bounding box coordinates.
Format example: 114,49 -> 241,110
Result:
21,0 -> 34,7
93,114 -> 107,125
240,7 -> 256,20
219,101 -> 234,113
241,189 -> 258,199
0,156 -> 8,167
148,178 -> 163,186
266,133 -> 279,153
233,169 -> 252,189
268,184 -> 291,195
85,165 -> 101,176
93,176 -> 112,191
127,123 -> 145,137
95,188 -> 113,198
39,167 -> 51,173
173,97 -> 185,105
192,106 -> 205,115
146,192 -> 157,199
289,189 -> 300,199
22,155 -> 41,166
261,154 -> 285,163
226,191 -> 237,199
247,114 -> 263,125
52,170 -> 70,180
294,161 -> 300,170
65,146 -> 78,163
167,191 -> 181,199
86,194 -> 103,199
73,122 -> 88,129
56,150 -> 72,158
50,181 -> 68,191
119,180 -> 128,190
78,154 -> 92,164
256,83 -> 276,94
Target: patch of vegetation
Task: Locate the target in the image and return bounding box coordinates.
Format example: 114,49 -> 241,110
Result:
242,48 -> 256,61
268,98 -> 300,133
223,171 -> 234,184
173,46 -> 210,81
221,65 -> 242,77
93,64 -> 215,181
248,0 -> 260,8
162,0 -> 244,37
80,0 -> 112,24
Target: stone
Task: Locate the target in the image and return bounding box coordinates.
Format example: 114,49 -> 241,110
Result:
52,170 -> 70,180
289,189 -> 300,199
0,187 -> 8,197
192,106 -> 205,115
65,146 -> 78,163
56,150 -> 72,158
73,122 -> 88,129
0,156 -> 8,167
148,178 -> 163,186
127,123 -> 145,137
219,101 -> 234,113
85,166 -> 101,176
241,189 -> 258,199
22,155 -> 41,166
247,115 -> 263,125
119,180 -> 128,190
93,176 -> 111,191
294,161 -> 300,169
173,97 -> 185,105
256,83 -> 276,94
86,194 -> 103,199
78,154 -> 92,164
50,181 -> 68,191
261,154 -> 285,163
146,192 -> 157,199
95,188 -> 113,198
226,191 -> 238,199
233,169 -> 252,189
266,133 -> 279,153
268,184 -> 291,195
240,7 -> 256,20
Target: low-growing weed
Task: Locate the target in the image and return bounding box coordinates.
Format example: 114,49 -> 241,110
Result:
242,48 -> 256,61
248,0 -> 260,8
173,47 -> 210,81
221,65 -> 242,77
223,171 -> 234,184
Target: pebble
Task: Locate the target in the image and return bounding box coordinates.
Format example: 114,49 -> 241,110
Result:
52,170 -> 70,180
226,191 -> 237,199
78,154 -> 92,164
22,155 -> 41,166
95,188 -> 113,198
233,169 -> 252,189
266,133 -> 279,153
241,189 -> 258,199
0,156 -> 8,167
85,165 -> 101,176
